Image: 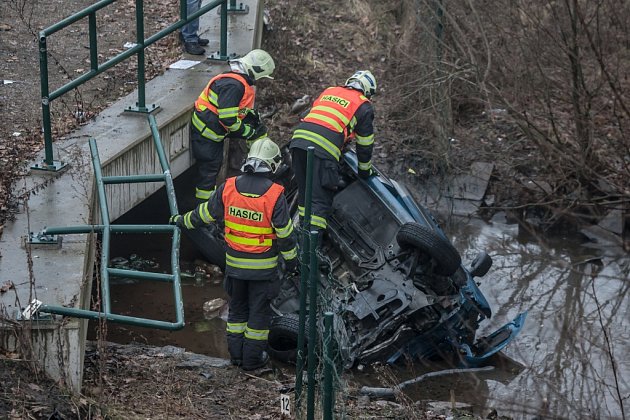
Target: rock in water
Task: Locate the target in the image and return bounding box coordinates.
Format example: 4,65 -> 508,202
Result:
203,298 -> 227,319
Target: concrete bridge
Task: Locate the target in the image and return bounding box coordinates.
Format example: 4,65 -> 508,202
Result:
0,0 -> 264,392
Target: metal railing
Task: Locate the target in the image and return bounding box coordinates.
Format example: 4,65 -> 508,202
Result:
38,115 -> 185,330
292,147 -> 336,420
34,0 -> 244,172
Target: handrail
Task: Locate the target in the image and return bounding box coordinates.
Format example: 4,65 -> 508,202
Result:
38,115 -> 185,330
35,0 -> 237,171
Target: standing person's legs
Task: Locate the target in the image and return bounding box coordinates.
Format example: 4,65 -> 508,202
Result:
309,157 -> 337,231
291,147 -> 307,222
181,0 -> 200,43
224,276 -> 248,365
181,0 -> 206,54
242,279 -> 277,370
190,128 -> 225,202
291,147 -> 336,231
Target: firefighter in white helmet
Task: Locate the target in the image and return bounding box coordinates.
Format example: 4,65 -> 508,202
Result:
290,70 -> 377,231
171,137 -> 297,370
190,49 -> 276,203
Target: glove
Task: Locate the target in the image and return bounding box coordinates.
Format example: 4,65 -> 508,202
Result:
245,124 -> 269,149
242,109 -> 262,126
249,122 -> 268,139
284,258 -> 298,274
358,167 -> 375,179
169,214 -> 184,228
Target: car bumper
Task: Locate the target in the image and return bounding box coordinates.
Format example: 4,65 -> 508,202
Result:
457,311 -> 528,366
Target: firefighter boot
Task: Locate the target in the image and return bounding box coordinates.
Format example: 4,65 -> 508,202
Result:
242,340 -> 269,371
242,351 -> 269,371
226,332 -> 244,367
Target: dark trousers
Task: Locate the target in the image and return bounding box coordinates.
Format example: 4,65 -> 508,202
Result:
291,147 -> 338,231
190,126 -> 225,201
224,276 -> 277,368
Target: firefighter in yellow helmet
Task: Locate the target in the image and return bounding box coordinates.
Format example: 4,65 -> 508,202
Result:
190,49 -> 276,203
290,70 -> 377,231
171,138 -> 297,370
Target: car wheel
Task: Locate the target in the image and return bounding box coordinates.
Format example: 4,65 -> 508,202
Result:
268,313 -> 305,364
396,222 -> 461,276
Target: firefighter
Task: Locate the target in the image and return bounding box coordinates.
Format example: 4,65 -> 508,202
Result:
171,138 -> 297,371
289,70 -> 376,231
191,49 -> 275,203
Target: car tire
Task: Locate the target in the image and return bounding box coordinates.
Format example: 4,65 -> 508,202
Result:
396,222 -> 461,276
268,313 -> 305,364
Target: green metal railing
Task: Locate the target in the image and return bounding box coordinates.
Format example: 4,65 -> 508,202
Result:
38,115 -> 185,330
291,146 -> 337,418
295,147 -> 315,405
322,311 -> 335,420
34,0 -> 241,172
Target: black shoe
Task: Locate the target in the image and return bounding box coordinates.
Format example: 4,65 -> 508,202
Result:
179,32 -> 209,46
242,351 -> 270,371
230,358 -> 242,366
184,42 -> 205,55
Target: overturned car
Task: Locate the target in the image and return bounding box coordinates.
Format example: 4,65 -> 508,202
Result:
266,150 -> 526,368
185,148 -> 526,368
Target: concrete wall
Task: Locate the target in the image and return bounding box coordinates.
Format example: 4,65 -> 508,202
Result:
0,0 -> 263,392
101,111 -> 194,221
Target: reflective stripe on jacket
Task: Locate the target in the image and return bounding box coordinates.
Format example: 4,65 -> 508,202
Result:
194,73 -> 255,127
222,177 -> 284,255
303,86 -> 368,138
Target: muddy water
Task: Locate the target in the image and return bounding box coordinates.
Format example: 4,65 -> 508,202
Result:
439,214 -> 629,419
86,232 -> 230,359
91,180 -> 628,419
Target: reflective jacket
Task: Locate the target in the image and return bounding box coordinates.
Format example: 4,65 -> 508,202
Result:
303,86 -> 368,140
180,174 -> 297,280
295,87 -> 371,161
192,72 -> 256,142
223,177 -> 281,254
291,87 -> 375,172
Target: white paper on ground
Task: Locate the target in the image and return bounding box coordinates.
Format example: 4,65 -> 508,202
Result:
169,59 -> 202,69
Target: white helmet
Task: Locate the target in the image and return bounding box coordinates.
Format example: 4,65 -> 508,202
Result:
345,70 -> 377,97
241,137 -> 282,173
231,49 -> 275,80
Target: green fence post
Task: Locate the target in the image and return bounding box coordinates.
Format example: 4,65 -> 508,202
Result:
89,139 -> 113,312
208,0 -> 236,61
322,312 -> 334,420
306,229 -> 319,420
227,0 -> 248,14
218,0 -> 228,59
88,13 -> 98,71
136,0 -> 145,110
32,32 -> 67,172
125,0 -> 157,113
180,0 -> 187,21
148,114 -> 179,215
295,146 -> 315,412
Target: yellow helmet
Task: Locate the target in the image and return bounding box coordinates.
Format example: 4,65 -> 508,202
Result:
233,49 -> 276,80
242,137 -> 282,173
345,70 -> 377,98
